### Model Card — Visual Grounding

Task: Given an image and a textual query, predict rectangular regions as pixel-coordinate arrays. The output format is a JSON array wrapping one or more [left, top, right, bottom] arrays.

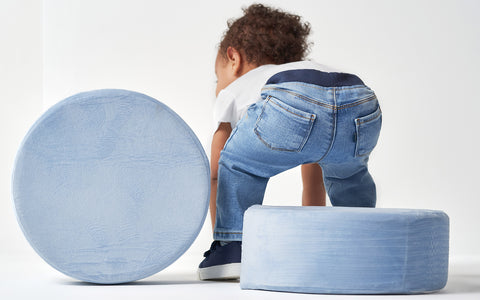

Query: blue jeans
[[213, 70, 382, 241]]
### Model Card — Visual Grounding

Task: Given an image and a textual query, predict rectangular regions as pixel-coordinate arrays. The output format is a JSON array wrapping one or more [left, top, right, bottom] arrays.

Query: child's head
[[215, 4, 311, 96]]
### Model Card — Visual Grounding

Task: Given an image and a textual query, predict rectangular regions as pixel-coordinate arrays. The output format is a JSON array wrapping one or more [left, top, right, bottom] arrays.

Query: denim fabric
[[214, 70, 382, 241]]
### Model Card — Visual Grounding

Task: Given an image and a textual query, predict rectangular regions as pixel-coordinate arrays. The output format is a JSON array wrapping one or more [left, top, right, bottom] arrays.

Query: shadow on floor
[[439, 274, 480, 294], [57, 273, 480, 295], [56, 273, 240, 286]]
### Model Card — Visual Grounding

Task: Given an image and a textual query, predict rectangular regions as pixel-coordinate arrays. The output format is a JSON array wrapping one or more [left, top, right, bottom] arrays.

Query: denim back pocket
[[254, 96, 316, 152], [355, 105, 382, 157]]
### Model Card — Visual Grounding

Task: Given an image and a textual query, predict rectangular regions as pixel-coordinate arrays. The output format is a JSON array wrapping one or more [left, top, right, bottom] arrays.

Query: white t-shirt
[[213, 60, 338, 131]]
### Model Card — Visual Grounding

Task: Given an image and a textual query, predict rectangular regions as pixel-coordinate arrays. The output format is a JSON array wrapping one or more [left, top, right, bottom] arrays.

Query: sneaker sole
[[198, 263, 241, 280]]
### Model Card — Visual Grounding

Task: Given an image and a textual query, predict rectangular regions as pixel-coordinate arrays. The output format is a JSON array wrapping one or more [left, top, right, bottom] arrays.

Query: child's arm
[[301, 163, 326, 206], [209, 122, 232, 230]]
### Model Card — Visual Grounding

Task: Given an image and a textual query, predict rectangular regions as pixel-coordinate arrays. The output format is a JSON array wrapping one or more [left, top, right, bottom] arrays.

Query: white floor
[[2, 255, 480, 300]]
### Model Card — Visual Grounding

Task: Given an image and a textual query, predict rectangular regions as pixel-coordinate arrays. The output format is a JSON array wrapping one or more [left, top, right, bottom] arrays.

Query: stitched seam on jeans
[[298, 116, 315, 151], [262, 87, 376, 110], [294, 92, 332, 109], [283, 82, 367, 92], [262, 87, 334, 109], [356, 107, 382, 125], [269, 98, 315, 120], [254, 97, 269, 131], [214, 232, 243, 235], [317, 87, 337, 162], [337, 95, 377, 110], [254, 96, 306, 152]]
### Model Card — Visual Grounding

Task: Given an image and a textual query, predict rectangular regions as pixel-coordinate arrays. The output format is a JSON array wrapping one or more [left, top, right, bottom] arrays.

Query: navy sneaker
[[198, 241, 242, 280]]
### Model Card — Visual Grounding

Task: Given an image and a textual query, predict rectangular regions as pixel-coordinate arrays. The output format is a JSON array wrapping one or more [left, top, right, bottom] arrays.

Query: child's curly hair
[[219, 4, 312, 65]]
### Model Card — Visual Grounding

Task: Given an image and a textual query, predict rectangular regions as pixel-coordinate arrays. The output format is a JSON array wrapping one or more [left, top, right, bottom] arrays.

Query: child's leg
[[301, 163, 326, 206], [320, 159, 376, 207], [213, 99, 317, 241], [213, 154, 269, 241]]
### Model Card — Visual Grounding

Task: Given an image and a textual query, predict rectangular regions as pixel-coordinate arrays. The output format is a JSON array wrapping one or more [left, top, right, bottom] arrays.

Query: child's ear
[[226, 47, 242, 76]]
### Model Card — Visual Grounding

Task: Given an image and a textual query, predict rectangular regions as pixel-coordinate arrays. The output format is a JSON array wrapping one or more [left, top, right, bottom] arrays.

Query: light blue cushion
[[241, 205, 449, 294], [12, 89, 210, 284]]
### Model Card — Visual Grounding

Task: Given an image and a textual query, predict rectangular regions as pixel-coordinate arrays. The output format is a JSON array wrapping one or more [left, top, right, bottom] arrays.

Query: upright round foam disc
[[12, 89, 210, 284], [241, 205, 449, 294]]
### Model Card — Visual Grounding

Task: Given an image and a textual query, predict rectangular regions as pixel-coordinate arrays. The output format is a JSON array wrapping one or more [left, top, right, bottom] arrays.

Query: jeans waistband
[[261, 69, 375, 108], [261, 83, 376, 109], [265, 69, 364, 87]]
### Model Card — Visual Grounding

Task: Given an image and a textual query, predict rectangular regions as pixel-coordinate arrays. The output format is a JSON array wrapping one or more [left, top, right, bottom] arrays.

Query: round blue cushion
[[241, 205, 449, 294], [12, 89, 210, 284]]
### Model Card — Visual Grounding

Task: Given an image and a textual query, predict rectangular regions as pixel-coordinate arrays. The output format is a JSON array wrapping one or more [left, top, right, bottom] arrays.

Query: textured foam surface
[[12, 89, 210, 284], [241, 205, 449, 294]]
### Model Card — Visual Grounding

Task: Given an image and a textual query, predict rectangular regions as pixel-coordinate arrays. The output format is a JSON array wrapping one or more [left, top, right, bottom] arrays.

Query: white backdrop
[[2, 0, 480, 275], [1, 0, 43, 263]]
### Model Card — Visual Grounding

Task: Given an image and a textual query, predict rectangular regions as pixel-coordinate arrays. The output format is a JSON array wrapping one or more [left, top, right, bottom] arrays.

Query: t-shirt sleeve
[[213, 89, 236, 131]]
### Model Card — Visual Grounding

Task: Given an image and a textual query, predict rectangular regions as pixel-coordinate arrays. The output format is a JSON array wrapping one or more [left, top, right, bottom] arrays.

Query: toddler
[[199, 4, 382, 280]]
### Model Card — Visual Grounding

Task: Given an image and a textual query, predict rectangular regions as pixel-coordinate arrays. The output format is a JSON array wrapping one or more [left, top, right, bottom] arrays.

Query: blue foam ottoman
[[241, 205, 449, 294], [12, 89, 210, 284]]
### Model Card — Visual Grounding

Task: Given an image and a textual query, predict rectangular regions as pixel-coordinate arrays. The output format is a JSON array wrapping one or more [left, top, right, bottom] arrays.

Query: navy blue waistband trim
[[265, 69, 364, 87]]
